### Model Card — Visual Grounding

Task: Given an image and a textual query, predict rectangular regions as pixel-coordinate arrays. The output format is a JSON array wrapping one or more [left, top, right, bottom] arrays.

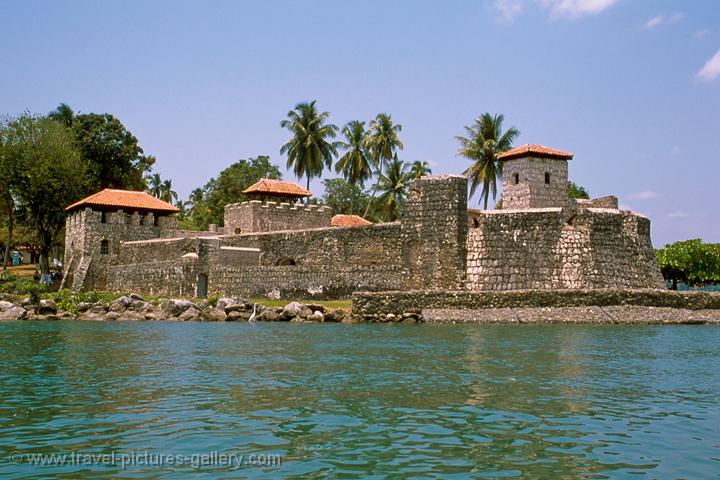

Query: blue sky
[[2, 0, 718, 246]]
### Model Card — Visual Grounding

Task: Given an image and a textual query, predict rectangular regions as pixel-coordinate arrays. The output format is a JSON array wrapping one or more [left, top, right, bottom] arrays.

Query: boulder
[[37, 299, 57, 315], [306, 303, 326, 314], [169, 299, 198, 316], [129, 293, 144, 301], [323, 309, 346, 323], [117, 311, 145, 321], [0, 305, 26, 320], [227, 310, 250, 321], [76, 302, 93, 312], [307, 311, 324, 322], [0, 301, 16, 311], [258, 307, 284, 322], [202, 307, 227, 322], [217, 297, 241, 310], [178, 307, 201, 321], [109, 296, 133, 312]]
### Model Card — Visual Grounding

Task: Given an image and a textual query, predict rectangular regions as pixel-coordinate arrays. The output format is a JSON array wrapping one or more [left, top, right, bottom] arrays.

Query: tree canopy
[[186, 156, 282, 229], [568, 181, 589, 199], [322, 178, 370, 216], [656, 239, 720, 289]]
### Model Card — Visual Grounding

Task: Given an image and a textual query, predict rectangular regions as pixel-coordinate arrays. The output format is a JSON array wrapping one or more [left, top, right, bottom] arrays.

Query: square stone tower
[[499, 144, 573, 209]]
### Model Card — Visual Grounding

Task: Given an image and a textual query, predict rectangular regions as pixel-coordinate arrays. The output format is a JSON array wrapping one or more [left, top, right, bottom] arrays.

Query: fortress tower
[[499, 144, 573, 209]]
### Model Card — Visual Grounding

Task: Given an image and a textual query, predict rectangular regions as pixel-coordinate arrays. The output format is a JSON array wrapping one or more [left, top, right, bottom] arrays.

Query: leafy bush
[[0, 272, 48, 300], [656, 239, 720, 289], [206, 292, 221, 307]]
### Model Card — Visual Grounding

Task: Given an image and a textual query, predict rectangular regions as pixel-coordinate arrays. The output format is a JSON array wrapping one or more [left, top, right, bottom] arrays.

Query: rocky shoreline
[[0, 295, 355, 323]]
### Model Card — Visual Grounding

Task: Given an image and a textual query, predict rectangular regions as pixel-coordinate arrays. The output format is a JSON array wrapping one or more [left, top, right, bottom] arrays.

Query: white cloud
[[493, 0, 523, 23], [694, 29, 710, 40], [626, 190, 659, 200], [697, 49, 720, 81], [669, 12, 685, 24], [643, 15, 663, 30], [667, 211, 702, 219], [670, 145, 681, 156], [539, 0, 620, 19]]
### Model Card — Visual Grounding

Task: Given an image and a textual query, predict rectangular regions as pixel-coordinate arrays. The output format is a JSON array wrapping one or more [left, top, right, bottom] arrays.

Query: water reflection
[[0, 321, 718, 478]]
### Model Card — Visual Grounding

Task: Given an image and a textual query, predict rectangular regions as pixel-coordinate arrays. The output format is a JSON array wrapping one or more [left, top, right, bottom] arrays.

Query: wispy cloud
[[697, 49, 720, 81], [667, 211, 702, 219], [643, 12, 684, 30], [491, 0, 619, 22], [626, 190, 659, 201], [539, 0, 620, 19], [493, 0, 523, 23], [643, 15, 663, 30], [694, 29, 710, 40]]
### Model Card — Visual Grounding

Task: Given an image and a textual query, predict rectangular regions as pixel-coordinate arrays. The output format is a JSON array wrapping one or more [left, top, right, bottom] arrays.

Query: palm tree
[[456, 113, 519, 210], [335, 120, 372, 187], [175, 200, 189, 220], [374, 155, 410, 221], [146, 173, 163, 198], [189, 187, 204, 207], [409, 160, 431, 179], [159, 179, 178, 204], [364, 113, 403, 217], [280, 101, 338, 197], [48, 103, 75, 128]]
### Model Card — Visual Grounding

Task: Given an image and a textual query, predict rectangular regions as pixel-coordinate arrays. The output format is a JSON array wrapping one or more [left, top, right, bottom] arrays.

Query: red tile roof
[[331, 214, 372, 227], [66, 188, 179, 213], [242, 178, 311, 197], [498, 144, 573, 161]]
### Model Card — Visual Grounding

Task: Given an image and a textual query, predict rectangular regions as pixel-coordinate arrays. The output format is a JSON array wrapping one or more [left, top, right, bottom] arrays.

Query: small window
[[100, 240, 110, 255], [153, 216, 159, 227], [100, 212, 107, 224], [545, 173, 551, 184], [276, 258, 296, 266], [234, 227, 242, 234], [513, 173, 519, 185]]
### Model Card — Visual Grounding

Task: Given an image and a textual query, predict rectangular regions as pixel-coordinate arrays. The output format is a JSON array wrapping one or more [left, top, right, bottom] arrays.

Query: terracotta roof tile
[[331, 214, 372, 227], [498, 144, 573, 161], [242, 178, 311, 197], [66, 189, 179, 213]]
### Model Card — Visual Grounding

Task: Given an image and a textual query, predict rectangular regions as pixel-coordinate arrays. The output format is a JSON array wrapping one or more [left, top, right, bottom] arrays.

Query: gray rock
[[258, 307, 284, 322], [227, 310, 250, 321], [109, 296, 133, 312], [308, 311, 324, 322], [129, 293, 144, 301], [0, 306, 26, 320], [170, 299, 198, 316], [282, 301, 305, 317], [38, 299, 57, 315], [0, 301, 16, 311], [178, 307, 201, 321], [217, 297, 241, 309], [202, 307, 227, 322], [118, 311, 146, 321], [76, 302, 93, 312]]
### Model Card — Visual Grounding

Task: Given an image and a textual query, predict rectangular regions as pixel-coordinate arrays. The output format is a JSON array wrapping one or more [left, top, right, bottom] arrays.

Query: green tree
[[364, 113, 403, 217], [335, 121, 372, 187], [0, 118, 20, 269], [71, 112, 155, 191], [146, 173, 163, 197], [456, 113, 519, 210], [159, 179, 178, 204], [175, 200, 189, 221], [191, 156, 282, 229], [568, 181, 589, 199], [374, 155, 410, 221], [656, 239, 720, 289], [322, 178, 371, 216], [409, 160, 431, 179], [48, 103, 75, 128], [280, 101, 338, 196], [4, 114, 87, 277]]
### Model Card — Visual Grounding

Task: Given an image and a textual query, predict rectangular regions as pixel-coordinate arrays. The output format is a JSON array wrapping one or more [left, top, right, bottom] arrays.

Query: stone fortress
[[62, 144, 665, 299]]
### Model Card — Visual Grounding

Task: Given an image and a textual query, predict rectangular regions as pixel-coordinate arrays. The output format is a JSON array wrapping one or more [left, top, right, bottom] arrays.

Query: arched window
[[276, 258, 296, 266], [513, 173, 519, 185], [545, 172, 551, 184], [100, 240, 110, 255]]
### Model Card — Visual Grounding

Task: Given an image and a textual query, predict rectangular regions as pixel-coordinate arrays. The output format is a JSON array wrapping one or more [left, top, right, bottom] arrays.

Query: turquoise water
[[0, 321, 719, 479]]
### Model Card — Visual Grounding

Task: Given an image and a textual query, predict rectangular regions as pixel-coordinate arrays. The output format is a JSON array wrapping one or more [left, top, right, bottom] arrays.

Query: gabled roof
[[242, 178, 311, 198], [498, 144, 573, 161], [331, 214, 372, 227], [65, 188, 179, 213]]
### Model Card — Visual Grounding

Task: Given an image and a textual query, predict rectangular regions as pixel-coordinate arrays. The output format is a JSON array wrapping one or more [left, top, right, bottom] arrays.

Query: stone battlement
[[224, 200, 332, 235]]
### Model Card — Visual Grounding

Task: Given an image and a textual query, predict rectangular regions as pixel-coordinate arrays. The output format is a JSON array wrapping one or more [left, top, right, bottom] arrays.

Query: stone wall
[[224, 200, 332, 234], [466, 207, 665, 291], [352, 289, 720, 316], [401, 175, 468, 290], [501, 157, 569, 209]]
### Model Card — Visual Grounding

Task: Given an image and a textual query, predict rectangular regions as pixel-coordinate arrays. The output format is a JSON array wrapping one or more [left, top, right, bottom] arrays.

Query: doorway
[[197, 273, 208, 298]]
